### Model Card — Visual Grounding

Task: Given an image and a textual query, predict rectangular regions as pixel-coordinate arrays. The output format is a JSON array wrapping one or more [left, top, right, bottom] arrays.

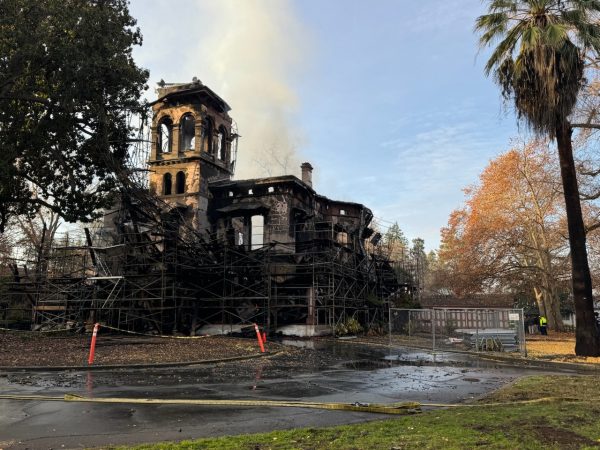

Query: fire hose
[[0, 393, 591, 415]]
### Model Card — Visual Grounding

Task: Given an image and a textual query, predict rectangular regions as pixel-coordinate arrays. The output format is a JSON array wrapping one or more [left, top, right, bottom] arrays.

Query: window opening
[[251, 215, 264, 249], [231, 217, 245, 247], [180, 114, 195, 151], [216, 129, 223, 160], [175, 171, 185, 194], [340, 209, 346, 216], [203, 118, 213, 154], [217, 126, 228, 161], [337, 231, 349, 245], [158, 118, 172, 153], [163, 173, 172, 195]]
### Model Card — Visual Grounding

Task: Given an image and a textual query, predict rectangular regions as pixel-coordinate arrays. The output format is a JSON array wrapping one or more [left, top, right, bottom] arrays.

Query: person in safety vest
[[539, 315, 548, 336]]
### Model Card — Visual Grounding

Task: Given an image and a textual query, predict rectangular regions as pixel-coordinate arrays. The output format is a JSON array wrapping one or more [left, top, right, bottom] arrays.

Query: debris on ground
[[0, 332, 279, 367]]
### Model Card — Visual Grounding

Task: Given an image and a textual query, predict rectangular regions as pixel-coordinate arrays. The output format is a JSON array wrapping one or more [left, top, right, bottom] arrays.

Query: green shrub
[[335, 317, 364, 336]]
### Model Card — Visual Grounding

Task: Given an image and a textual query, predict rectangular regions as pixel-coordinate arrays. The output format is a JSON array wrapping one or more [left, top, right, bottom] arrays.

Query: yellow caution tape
[[0, 327, 70, 333], [99, 324, 212, 339], [0, 324, 227, 340]]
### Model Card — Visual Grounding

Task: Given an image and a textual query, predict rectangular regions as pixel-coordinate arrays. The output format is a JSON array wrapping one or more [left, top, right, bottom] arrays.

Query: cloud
[[401, 0, 481, 34], [361, 109, 512, 249], [383, 123, 495, 194]]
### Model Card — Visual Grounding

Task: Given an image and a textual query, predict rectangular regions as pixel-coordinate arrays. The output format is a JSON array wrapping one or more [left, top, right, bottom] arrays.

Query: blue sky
[[129, 0, 518, 250]]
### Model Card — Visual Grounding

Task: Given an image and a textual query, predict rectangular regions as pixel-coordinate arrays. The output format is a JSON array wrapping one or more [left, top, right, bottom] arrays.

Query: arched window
[[163, 173, 172, 195], [157, 117, 173, 153], [180, 114, 196, 151], [175, 171, 185, 194], [217, 126, 228, 161], [202, 117, 214, 154]]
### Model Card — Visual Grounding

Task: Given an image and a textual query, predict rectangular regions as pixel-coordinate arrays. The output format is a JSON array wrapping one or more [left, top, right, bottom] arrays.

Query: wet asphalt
[[0, 341, 564, 449]]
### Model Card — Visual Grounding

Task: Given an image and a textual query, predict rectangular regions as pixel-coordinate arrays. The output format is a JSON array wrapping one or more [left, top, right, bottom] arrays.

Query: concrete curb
[[0, 351, 276, 372]]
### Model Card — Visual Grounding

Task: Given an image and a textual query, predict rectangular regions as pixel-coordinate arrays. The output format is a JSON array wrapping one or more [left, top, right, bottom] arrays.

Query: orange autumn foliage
[[439, 140, 568, 329]]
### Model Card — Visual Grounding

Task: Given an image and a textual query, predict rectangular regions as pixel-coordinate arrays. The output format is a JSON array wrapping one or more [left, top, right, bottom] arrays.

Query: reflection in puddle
[[342, 360, 394, 370], [251, 365, 264, 390], [278, 338, 509, 371], [382, 351, 505, 369], [86, 371, 93, 397]]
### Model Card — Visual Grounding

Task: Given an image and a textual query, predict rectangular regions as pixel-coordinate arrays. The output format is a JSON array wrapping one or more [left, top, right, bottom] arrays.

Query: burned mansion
[[2, 80, 406, 336]]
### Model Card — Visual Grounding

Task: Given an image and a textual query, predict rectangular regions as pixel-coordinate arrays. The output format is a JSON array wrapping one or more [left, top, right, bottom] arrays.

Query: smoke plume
[[186, 0, 309, 179]]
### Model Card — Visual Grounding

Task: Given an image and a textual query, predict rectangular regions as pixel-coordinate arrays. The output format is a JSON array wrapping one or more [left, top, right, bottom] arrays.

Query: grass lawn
[[113, 375, 600, 450]]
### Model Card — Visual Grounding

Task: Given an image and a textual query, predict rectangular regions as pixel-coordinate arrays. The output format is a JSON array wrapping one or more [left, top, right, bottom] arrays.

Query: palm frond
[[521, 25, 543, 51], [575, 22, 600, 51], [478, 0, 589, 133], [475, 12, 510, 45], [484, 21, 528, 75], [544, 23, 568, 46], [488, 0, 520, 13]]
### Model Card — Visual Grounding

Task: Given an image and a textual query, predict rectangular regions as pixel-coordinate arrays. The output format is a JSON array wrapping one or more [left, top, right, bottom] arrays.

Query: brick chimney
[[301, 162, 313, 188]]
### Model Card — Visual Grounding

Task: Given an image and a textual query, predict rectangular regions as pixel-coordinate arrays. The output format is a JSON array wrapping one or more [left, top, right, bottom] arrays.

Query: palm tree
[[476, 0, 600, 355]]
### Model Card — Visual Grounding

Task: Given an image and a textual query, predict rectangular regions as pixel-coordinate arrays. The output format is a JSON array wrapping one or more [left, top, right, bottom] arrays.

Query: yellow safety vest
[[539, 316, 547, 326]]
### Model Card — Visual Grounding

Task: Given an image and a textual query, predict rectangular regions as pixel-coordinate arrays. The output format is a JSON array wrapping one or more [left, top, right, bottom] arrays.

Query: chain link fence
[[389, 307, 527, 354]]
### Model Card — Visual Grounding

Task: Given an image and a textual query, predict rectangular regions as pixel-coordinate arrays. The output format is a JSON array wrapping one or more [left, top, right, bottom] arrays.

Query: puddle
[[341, 356, 494, 370], [342, 360, 394, 370], [381, 350, 508, 369], [277, 338, 512, 371]]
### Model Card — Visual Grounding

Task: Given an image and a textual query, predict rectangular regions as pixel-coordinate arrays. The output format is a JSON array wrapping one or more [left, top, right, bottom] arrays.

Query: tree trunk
[[555, 121, 599, 356], [542, 250, 564, 332], [534, 286, 547, 318], [545, 289, 564, 332]]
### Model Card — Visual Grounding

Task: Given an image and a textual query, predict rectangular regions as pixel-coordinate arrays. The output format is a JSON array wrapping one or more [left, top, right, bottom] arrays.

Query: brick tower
[[148, 78, 237, 231]]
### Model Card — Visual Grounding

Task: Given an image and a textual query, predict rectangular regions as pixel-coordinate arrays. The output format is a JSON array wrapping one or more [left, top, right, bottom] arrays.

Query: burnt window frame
[[179, 113, 196, 152], [157, 116, 173, 154], [217, 125, 228, 161], [202, 117, 214, 154]]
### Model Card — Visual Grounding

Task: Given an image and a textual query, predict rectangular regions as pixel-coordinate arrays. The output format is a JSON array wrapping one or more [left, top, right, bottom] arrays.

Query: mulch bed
[[0, 332, 278, 367]]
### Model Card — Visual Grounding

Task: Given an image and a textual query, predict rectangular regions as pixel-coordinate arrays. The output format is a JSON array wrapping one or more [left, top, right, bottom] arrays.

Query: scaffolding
[[0, 185, 413, 334], [0, 106, 416, 334]]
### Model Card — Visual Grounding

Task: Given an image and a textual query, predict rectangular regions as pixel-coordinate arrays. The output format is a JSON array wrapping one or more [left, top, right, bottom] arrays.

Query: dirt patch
[[0, 332, 282, 367], [529, 425, 599, 449], [471, 424, 495, 434]]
